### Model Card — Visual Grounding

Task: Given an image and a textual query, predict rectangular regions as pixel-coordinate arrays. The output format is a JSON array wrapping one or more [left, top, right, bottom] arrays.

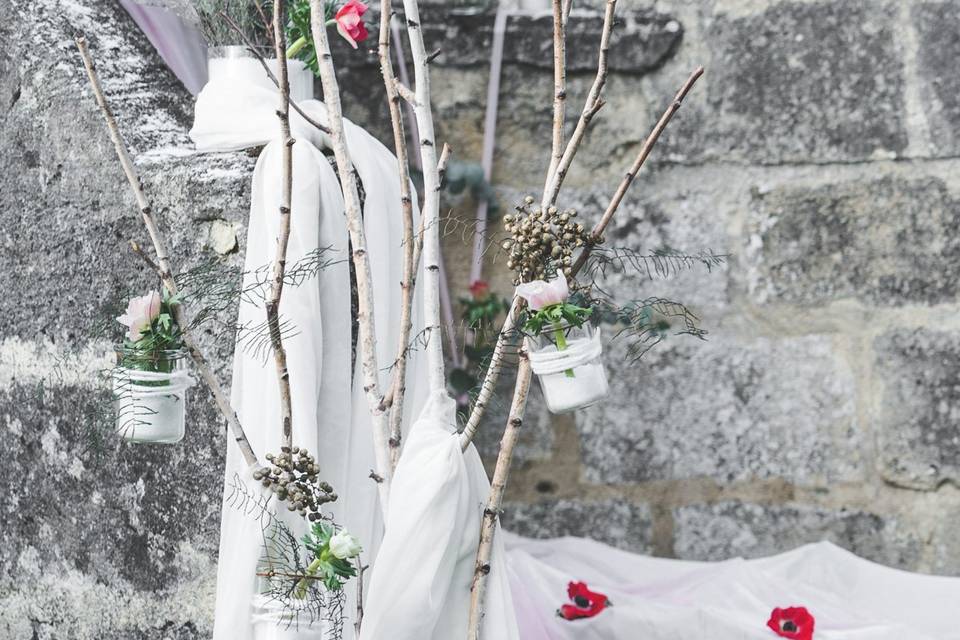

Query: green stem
[[285, 20, 339, 58], [286, 35, 308, 58], [295, 557, 323, 599], [552, 322, 575, 378]]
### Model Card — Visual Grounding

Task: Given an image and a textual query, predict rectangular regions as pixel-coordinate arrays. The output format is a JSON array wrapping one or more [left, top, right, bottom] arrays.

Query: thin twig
[[265, 0, 296, 450], [401, 0, 447, 394], [466, 352, 532, 640], [571, 66, 705, 274], [309, 1, 393, 513], [354, 559, 367, 637], [76, 36, 259, 467], [377, 0, 417, 471]]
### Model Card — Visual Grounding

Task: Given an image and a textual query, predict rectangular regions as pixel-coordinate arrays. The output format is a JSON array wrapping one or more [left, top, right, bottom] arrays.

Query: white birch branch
[[466, 353, 532, 639], [266, 0, 296, 451], [308, 2, 393, 512], [400, 0, 447, 394], [76, 36, 259, 468]]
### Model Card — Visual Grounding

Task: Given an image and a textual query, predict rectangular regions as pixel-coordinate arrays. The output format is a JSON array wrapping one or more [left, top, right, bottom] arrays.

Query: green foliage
[[284, 0, 335, 75], [119, 288, 184, 375], [443, 160, 499, 217], [300, 522, 358, 591], [521, 301, 592, 336]]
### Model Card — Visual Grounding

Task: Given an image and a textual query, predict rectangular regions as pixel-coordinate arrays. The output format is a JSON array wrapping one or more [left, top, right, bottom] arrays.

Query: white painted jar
[[526, 324, 609, 413], [113, 348, 193, 444], [207, 45, 314, 101]]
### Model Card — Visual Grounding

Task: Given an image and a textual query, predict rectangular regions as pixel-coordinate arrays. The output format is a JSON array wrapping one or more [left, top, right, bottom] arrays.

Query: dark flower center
[[574, 595, 592, 608], [781, 620, 798, 632]]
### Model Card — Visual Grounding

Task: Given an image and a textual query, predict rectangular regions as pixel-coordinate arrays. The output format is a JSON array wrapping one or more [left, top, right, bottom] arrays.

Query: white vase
[[208, 45, 315, 101], [113, 348, 193, 444], [526, 323, 609, 413], [250, 593, 330, 640]]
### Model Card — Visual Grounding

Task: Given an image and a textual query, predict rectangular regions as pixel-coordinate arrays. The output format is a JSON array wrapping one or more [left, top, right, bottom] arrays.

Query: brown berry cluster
[[502, 196, 588, 284], [253, 446, 337, 521]]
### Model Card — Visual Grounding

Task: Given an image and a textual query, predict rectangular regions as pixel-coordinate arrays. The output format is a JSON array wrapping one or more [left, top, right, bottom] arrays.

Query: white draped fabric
[[190, 58, 428, 638]]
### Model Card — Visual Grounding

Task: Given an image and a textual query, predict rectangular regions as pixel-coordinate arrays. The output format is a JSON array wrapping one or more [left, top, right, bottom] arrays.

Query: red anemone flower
[[557, 581, 611, 620], [767, 606, 815, 640]]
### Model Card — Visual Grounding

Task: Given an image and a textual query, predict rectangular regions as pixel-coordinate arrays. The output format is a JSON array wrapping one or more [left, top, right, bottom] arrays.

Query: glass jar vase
[[526, 323, 609, 413], [207, 45, 315, 101], [113, 347, 193, 444]]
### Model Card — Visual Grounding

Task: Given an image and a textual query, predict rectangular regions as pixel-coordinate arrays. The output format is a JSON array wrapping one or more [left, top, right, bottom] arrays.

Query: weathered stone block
[[745, 175, 960, 306], [676, 1, 908, 164], [873, 328, 960, 490], [673, 501, 923, 571], [501, 498, 653, 553], [578, 333, 863, 485], [0, 381, 222, 639], [913, 2, 960, 157]]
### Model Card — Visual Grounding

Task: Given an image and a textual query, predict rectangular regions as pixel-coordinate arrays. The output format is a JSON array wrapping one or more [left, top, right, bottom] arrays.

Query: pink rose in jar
[[116, 291, 162, 343], [515, 273, 569, 310]]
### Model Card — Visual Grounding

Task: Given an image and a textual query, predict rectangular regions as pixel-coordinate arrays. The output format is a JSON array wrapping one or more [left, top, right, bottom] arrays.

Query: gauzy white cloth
[[360, 392, 519, 640], [190, 60, 427, 639], [505, 534, 960, 640]]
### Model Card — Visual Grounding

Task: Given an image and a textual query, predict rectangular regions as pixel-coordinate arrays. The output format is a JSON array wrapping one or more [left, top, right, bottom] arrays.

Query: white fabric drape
[[359, 392, 519, 640], [191, 65, 427, 639]]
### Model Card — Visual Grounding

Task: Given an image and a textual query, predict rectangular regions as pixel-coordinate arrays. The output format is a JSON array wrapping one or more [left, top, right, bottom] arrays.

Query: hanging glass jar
[[526, 323, 609, 413], [113, 347, 193, 444]]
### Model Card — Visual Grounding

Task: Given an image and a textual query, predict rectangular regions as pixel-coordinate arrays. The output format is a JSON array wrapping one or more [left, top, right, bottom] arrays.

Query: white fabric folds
[[191, 62, 426, 639], [360, 392, 519, 640]]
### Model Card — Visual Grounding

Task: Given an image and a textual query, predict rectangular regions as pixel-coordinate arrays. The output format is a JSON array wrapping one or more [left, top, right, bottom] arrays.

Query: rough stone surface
[[673, 501, 924, 571], [745, 175, 960, 307], [501, 499, 653, 553], [700, 1, 908, 164], [577, 333, 862, 485], [913, 2, 960, 157], [874, 328, 960, 490]]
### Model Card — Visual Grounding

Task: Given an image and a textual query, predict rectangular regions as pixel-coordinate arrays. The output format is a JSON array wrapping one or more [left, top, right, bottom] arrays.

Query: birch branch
[[542, 0, 566, 202], [466, 353, 532, 640], [461, 68, 703, 451], [543, 0, 616, 206], [377, 0, 417, 471], [400, 0, 447, 394], [76, 36, 259, 468], [265, 1, 295, 451], [308, 2, 392, 511], [464, 64, 704, 637], [571, 65, 705, 274]]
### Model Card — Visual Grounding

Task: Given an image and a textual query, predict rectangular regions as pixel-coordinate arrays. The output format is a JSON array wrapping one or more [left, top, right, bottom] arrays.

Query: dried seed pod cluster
[[501, 195, 589, 284], [253, 446, 337, 521]]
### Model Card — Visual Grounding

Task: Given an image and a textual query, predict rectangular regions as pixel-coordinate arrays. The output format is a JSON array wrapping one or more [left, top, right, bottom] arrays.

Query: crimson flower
[[334, 0, 369, 48], [767, 606, 815, 640], [557, 581, 611, 620], [469, 280, 490, 300]]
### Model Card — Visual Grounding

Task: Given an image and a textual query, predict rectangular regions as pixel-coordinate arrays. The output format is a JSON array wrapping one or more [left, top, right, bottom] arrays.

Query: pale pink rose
[[116, 291, 162, 342], [515, 273, 569, 310]]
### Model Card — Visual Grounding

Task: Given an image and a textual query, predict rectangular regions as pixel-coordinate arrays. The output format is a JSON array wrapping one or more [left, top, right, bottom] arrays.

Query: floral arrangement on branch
[[286, 0, 370, 73], [116, 289, 183, 368]]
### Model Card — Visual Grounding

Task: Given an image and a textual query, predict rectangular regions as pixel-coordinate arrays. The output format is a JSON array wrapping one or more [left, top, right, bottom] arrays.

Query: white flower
[[328, 530, 362, 559], [515, 272, 569, 310]]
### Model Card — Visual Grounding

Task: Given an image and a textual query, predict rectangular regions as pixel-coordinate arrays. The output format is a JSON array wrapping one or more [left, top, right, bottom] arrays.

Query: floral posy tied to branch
[[286, 0, 370, 71]]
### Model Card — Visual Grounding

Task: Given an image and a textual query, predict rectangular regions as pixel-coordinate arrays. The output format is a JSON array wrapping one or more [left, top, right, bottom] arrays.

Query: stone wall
[[3, 0, 960, 638]]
